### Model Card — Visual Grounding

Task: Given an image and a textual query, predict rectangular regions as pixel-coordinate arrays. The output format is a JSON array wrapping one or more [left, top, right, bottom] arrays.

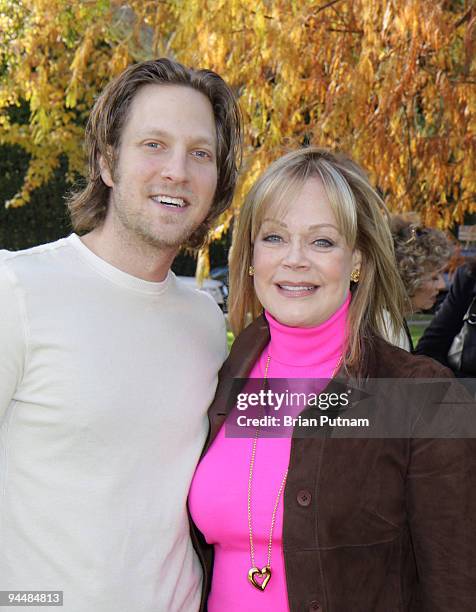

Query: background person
[[416, 259, 476, 374], [0, 58, 241, 612], [385, 215, 452, 351], [189, 147, 475, 611]]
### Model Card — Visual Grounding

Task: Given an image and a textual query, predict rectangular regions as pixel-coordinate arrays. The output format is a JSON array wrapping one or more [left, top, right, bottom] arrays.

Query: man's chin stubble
[[135, 223, 199, 251]]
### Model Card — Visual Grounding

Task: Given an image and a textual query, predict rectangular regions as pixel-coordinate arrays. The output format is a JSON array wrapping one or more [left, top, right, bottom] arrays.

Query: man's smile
[[150, 194, 189, 209]]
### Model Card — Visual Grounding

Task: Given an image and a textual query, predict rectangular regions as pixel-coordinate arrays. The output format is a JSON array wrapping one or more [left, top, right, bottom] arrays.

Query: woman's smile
[[275, 282, 319, 298]]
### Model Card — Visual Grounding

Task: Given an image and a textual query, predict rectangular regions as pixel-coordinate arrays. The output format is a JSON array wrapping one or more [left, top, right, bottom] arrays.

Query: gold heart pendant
[[248, 566, 272, 590]]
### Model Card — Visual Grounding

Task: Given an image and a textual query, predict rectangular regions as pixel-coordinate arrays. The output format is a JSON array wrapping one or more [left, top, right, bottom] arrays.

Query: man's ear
[[99, 154, 114, 188]]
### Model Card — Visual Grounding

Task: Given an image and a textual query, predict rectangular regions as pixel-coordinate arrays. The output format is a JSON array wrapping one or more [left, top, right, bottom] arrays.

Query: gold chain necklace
[[247, 354, 285, 591], [247, 353, 343, 591]]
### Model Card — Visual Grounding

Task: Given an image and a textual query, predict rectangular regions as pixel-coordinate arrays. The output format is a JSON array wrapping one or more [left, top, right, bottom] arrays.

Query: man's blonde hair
[[67, 58, 242, 249]]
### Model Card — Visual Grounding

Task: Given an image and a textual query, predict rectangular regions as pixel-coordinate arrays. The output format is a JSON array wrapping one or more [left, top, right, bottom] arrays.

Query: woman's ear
[[352, 248, 362, 273]]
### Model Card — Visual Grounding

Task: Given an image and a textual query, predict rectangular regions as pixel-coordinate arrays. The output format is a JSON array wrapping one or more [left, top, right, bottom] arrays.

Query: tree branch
[[249, 10, 274, 20], [315, 0, 345, 15], [327, 28, 363, 34], [402, 106, 415, 190], [455, 8, 473, 29]]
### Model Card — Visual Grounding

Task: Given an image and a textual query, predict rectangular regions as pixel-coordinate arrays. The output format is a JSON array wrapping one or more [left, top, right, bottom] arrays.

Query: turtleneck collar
[[264, 293, 350, 367]]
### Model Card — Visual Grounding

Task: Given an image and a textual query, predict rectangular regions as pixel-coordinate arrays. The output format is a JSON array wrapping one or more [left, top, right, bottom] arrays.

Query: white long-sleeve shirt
[[0, 234, 227, 612]]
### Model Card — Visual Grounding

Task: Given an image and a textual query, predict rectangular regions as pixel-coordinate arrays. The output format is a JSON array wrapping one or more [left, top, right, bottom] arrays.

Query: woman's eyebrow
[[262, 219, 339, 232], [308, 224, 339, 231], [261, 218, 287, 227]]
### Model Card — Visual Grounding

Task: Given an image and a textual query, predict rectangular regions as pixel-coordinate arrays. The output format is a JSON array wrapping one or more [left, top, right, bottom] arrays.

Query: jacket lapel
[[203, 314, 270, 455], [203, 314, 382, 457]]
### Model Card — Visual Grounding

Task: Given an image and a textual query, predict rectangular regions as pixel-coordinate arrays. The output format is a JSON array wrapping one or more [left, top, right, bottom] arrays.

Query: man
[[0, 58, 241, 611]]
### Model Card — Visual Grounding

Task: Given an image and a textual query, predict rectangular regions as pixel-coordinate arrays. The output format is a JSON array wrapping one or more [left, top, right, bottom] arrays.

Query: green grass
[[409, 324, 426, 349]]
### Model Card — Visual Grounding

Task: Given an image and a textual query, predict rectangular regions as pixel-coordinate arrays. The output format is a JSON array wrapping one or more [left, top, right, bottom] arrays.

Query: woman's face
[[252, 177, 361, 328], [411, 269, 446, 312]]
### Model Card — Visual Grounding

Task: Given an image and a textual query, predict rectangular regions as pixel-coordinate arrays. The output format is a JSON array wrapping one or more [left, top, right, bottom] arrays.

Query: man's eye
[[193, 150, 212, 159], [263, 234, 283, 243], [145, 142, 162, 149]]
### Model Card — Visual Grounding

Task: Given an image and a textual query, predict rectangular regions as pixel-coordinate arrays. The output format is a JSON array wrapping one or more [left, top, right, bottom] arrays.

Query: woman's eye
[[263, 234, 283, 243], [145, 142, 161, 149], [313, 238, 333, 247]]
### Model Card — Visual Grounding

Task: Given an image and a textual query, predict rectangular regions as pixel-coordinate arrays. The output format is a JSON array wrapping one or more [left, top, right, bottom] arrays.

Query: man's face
[[100, 84, 218, 249]]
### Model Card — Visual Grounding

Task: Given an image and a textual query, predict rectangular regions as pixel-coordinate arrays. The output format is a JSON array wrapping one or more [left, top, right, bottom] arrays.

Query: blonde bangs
[[316, 160, 358, 248], [249, 172, 305, 244], [251, 154, 359, 250]]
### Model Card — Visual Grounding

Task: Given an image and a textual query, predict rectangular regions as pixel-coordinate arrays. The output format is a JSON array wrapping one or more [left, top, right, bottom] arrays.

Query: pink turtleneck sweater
[[189, 295, 349, 611]]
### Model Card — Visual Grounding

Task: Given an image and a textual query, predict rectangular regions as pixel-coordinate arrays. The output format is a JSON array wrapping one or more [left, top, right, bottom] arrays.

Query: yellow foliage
[[196, 247, 210, 286], [0, 0, 474, 257]]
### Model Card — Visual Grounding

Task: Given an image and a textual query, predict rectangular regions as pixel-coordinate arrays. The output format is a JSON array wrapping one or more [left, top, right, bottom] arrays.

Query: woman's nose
[[282, 241, 309, 268], [434, 273, 446, 291]]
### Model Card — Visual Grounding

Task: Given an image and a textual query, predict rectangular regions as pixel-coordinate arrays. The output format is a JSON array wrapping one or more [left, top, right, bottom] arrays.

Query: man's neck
[[80, 226, 177, 283]]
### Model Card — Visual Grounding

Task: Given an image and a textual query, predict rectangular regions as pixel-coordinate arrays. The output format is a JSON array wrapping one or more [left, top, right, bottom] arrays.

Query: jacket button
[[297, 489, 312, 507], [309, 601, 321, 611]]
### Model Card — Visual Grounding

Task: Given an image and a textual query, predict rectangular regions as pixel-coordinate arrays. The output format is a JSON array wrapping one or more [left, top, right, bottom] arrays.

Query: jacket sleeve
[[415, 265, 476, 366], [406, 436, 476, 610], [0, 258, 26, 421]]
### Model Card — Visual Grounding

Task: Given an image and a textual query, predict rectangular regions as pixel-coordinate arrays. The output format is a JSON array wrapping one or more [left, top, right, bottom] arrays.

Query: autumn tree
[[0, 0, 475, 267]]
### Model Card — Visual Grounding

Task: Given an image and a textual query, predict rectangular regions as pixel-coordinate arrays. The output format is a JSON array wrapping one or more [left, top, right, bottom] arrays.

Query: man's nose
[[160, 149, 188, 183]]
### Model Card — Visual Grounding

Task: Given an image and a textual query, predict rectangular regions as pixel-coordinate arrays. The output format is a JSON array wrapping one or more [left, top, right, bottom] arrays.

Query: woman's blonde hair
[[228, 146, 407, 375]]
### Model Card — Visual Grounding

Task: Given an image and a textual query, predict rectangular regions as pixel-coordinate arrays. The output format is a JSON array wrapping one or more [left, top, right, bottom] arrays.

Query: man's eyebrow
[[136, 128, 216, 147], [261, 219, 339, 231]]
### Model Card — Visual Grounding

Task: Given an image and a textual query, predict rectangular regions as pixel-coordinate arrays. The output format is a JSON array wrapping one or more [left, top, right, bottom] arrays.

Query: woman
[[386, 216, 452, 351], [416, 259, 476, 374], [189, 147, 475, 611]]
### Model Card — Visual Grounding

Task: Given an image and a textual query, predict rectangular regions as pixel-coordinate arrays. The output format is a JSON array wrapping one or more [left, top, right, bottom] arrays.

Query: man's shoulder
[[0, 240, 75, 336], [173, 275, 224, 316], [171, 276, 227, 358], [452, 263, 476, 297], [0, 236, 73, 271], [0, 238, 77, 314]]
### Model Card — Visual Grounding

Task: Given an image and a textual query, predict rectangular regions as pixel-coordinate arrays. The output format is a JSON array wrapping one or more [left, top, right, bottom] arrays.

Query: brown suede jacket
[[190, 315, 476, 612]]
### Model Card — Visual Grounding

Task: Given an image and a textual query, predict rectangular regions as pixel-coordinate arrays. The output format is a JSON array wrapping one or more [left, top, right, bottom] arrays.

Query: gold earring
[[350, 268, 360, 283], [248, 265, 255, 277]]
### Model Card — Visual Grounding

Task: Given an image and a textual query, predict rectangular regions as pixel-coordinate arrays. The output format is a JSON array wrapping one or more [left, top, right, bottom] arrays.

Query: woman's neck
[[265, 294, 350, 367]]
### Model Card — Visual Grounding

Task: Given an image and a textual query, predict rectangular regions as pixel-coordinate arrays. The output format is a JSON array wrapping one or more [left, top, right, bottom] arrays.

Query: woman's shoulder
[[365, 335, 454, 379]]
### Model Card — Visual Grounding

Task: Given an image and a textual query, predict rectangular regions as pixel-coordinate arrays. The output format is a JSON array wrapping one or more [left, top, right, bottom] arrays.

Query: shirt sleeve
[[220, 312, 229, 361], [0, 258, 27, 421], [406, 437, 476, 609], [404, 356, 476, 609]]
